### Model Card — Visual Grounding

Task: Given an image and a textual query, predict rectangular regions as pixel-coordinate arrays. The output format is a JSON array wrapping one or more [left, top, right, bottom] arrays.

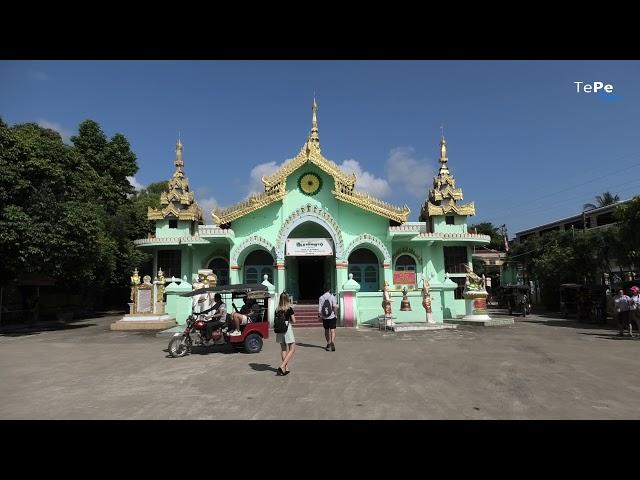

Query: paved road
[[1, 312, 639, 419]]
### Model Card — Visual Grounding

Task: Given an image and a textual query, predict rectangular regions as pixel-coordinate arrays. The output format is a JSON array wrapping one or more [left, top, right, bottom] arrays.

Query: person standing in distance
[[319, 283, 338, 351]]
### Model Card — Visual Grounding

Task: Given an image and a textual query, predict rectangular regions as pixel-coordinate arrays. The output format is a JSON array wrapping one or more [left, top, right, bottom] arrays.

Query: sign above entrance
[[286, 238, 333, 256]]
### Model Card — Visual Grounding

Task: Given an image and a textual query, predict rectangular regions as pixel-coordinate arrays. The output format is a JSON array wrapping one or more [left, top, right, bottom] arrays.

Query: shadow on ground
[[249, 363, 278, 373], [0, 322, 96, 337], [163, 343, 238, 358], [579, 332, 640, 341], [296, 342, 327, 350], [518, 318, 614, 330]]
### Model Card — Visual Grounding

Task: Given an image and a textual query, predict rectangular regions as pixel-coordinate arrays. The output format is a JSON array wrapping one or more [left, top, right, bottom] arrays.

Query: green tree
[[615, 195, 640, 269], [504, 227, 623, 310], [469, 222, 507, 251], [583, 191, 620, 211], [0, 117, 150, 311], [71, 120, 138, 215]]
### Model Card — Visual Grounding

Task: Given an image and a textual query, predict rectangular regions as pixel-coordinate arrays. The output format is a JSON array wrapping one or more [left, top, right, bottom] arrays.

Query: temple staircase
[[291, 302, 323, 328]]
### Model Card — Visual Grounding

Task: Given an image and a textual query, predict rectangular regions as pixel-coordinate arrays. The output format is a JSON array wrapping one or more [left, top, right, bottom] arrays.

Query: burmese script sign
[[393, 271, 416, 285], [136, 289, 152, 313], [286, 238, 333, 256]]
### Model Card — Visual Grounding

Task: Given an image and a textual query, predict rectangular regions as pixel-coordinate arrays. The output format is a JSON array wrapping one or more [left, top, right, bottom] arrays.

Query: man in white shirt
[[614, 289, 632, 337], [318, 284, 338, 352]]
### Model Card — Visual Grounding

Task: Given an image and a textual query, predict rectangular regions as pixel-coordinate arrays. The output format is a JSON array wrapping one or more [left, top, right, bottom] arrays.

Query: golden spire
[[148, 138, 202, 223], [438, 129, 449, 175], [174, 136, 184, 176], [418, 132, 475, 221], [309, 96, 320, 150]]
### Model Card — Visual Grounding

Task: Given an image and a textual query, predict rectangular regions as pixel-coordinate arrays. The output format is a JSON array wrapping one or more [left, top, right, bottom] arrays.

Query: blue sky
[[1, 60, 639, 236]]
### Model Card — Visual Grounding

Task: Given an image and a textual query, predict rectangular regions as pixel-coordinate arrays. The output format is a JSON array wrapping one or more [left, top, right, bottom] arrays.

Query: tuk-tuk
[[168, 283, 271, 357], [500, 285, 531, 316]]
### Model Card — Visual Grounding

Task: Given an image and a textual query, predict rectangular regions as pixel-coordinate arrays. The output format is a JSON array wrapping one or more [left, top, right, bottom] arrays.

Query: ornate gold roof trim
[[261, 146, 356, 189], [426, 201, 475, 217], [213, 99, 408, 225], [334, 188, 410, 223], [212, 182, 286, 225], [148, 203, 202, 222], [161, 191, 194, 205], [431, 186, 463, 202]]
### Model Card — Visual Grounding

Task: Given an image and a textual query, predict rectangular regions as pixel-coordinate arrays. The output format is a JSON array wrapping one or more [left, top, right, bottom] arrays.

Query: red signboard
[[393, 271, 416, 285]]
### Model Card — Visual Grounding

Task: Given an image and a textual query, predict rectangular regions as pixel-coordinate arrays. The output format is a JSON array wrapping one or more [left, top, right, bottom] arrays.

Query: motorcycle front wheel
[[168, 335, 191, 358]]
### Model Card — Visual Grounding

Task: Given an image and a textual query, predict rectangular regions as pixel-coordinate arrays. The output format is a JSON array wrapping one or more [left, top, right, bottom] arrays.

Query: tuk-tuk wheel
[[244, 333, 263, 354], [168, 335, 191, 358]]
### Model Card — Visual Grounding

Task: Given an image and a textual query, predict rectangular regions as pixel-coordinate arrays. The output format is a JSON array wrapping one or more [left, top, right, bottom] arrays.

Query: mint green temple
[[134, 100, 489, 326]]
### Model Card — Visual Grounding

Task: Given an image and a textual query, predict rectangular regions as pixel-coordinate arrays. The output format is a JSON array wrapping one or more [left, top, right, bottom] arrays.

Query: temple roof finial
[[309, 95, 320, 150], [439, 128, 447, 162], [175, 135, 184, 172]]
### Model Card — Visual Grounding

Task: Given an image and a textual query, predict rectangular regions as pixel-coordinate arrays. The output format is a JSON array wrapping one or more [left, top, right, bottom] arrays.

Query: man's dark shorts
[[322, 317, 337, 330]]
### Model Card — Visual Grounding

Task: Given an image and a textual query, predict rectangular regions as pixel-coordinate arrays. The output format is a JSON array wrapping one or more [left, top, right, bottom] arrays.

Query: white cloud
[[127, 176, 144, 191], [339, 159, 391, 198], [199, 197, 219, 224], [245, 160, 290, 197], [37, 119, 73, 143], [242, 152, 430, 203], [386, 147, 435, 198]]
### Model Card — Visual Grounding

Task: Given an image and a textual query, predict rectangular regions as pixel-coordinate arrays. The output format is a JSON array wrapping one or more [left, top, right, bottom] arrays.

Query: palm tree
[[583, 191, 620, 211]]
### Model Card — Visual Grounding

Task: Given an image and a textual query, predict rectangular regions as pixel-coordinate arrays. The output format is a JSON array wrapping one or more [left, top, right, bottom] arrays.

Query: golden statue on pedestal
[[130, 268, 140, 302], [382, 281, 392, 317], [422, 278, 432, 313], [157, 268, 166, 301]]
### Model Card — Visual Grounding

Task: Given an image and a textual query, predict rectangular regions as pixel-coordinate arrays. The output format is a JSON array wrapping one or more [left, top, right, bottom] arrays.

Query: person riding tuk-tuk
[[168, 283, 271, 357]]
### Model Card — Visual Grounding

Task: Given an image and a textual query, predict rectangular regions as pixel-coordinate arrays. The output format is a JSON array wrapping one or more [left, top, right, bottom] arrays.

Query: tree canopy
[[0, 118, 158, 308], [469, 222, 507, 251]]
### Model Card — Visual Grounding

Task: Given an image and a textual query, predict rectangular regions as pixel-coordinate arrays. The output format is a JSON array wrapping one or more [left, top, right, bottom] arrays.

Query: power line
[[477, 178, 640, 229], [479, 153, 640, 221]]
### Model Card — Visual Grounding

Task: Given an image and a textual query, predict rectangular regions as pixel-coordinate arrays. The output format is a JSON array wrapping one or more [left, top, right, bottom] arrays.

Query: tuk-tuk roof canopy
[[181, 283, 268, 298]]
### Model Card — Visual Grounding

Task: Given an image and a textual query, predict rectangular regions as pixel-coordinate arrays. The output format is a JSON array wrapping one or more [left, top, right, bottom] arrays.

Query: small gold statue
[[205, 273, 218, 288], [464, 264, 485, 291], [130, 268, 140, 302], [422, 278, 432, 313], [157, 268, 166, 302], [382, 281, 392, 317]]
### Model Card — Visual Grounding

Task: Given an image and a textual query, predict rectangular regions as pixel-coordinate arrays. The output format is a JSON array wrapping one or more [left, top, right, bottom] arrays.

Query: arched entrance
[[285, 221, 336, 302], [348, 248, 380, 292], [206, 257, 230, 286], [244, 250, 274, 284]]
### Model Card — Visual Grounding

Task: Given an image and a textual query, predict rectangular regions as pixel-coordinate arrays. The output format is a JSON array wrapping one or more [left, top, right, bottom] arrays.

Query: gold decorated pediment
[[426, 201, 475, 217], [431, 186, 463, 202], [212, 182, 286, 225], [148, 202, 203, 222], [333, 189, 410, 223], [261, 144, 356, 190]]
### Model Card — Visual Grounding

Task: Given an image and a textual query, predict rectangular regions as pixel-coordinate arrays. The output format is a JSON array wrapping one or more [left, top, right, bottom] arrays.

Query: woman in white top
[[614, 289, 632, 336], [275, 292, 296, 376]]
